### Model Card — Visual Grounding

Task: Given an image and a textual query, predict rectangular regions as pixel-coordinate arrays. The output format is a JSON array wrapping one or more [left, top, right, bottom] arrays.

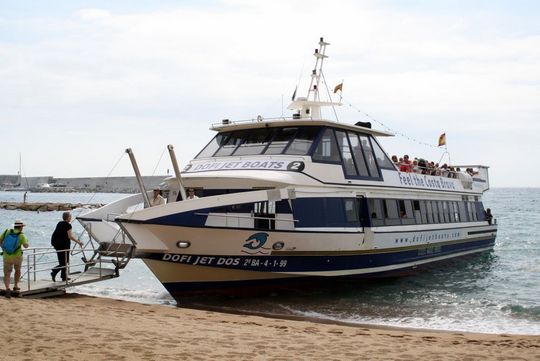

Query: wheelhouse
[[195, 124, 396, 181]]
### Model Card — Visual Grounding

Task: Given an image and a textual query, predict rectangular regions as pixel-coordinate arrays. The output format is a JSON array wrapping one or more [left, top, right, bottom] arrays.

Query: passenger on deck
[[412, 160, 419, 173], [441, 164, 449, 177], [51, 212, 83, 282], [391, 155, 399, 167], [1, 219, 29, 298], [150, 188, 166, 207], [434, 163, 441, 176], [186, 188, 199, 200], [485, 208, 493, 225], [418, 159, 427, 174], [400, 155, 412, 172]]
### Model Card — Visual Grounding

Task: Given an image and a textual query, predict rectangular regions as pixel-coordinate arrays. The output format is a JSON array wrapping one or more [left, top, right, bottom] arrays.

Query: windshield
[[195, 126, 321, 158]]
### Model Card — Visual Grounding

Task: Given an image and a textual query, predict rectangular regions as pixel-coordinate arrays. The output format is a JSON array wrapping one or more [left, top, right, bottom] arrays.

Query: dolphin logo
[[243, 232, 269, 250]]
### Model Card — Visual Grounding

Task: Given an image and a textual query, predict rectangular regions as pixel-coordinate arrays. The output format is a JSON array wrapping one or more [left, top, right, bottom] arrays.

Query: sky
[[1, 0, 539, 187]]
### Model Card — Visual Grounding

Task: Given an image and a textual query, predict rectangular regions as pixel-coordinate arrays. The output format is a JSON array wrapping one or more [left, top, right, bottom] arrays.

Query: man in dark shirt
[[50, 212, 83, 282]]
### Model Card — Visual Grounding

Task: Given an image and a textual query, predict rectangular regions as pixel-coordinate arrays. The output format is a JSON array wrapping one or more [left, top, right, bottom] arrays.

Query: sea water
[[0, 189, 538, 335]]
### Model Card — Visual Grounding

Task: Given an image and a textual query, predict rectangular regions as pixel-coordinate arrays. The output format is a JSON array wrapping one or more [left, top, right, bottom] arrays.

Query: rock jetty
[[0, 202, 104, 212]]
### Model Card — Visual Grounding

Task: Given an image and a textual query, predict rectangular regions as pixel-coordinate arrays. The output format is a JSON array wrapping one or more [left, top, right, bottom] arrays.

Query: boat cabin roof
[[211, 118, 394, 138]]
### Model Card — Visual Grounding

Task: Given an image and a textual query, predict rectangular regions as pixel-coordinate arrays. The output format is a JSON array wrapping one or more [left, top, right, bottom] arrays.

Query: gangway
[[0, 230, 135, 298]]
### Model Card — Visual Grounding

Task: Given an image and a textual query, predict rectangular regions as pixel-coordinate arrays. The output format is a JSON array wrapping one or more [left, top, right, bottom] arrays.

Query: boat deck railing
[[211, 116, 298, 129]]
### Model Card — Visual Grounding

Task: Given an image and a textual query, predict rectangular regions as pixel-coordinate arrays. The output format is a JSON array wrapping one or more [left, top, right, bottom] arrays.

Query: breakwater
[[0, 202, 103, 212], [0, 175, 166, 193]]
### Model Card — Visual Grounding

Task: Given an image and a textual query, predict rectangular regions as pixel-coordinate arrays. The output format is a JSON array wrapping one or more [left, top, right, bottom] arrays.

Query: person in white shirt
[[186, 188, 199, 200], [150, 188, 166, 206]]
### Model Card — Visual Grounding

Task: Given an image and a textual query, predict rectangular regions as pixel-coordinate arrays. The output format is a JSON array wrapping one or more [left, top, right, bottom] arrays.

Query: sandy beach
[[0, 294, 538, 361]]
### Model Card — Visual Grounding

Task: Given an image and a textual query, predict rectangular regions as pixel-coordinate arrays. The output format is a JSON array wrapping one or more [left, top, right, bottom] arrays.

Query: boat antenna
[[306, 37, 330, 102]]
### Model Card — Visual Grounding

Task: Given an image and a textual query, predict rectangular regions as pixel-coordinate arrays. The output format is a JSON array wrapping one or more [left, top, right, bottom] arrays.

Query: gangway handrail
[[1, 222, 135, 298], [24, 249, 103, 290]]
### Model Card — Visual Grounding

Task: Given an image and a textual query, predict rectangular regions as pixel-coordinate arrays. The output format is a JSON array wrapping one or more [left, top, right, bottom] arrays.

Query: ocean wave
[[502, 304, 540, 321], [71, 285, 175, 306]]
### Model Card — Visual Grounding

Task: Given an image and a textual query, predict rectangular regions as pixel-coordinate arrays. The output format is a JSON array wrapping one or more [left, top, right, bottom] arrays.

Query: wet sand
[[1, 294, 539, 360]]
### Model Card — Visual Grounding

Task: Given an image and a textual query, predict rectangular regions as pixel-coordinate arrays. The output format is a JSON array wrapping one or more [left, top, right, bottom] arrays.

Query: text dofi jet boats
[[79, 38, 497, 301]]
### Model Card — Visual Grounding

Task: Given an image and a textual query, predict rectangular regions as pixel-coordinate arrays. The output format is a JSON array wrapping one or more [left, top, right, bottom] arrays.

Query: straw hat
[[14, 219, 26, 227]]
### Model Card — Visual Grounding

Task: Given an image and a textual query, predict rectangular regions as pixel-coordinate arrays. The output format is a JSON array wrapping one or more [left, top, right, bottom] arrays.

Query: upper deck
[[180, 119, 491, 195]]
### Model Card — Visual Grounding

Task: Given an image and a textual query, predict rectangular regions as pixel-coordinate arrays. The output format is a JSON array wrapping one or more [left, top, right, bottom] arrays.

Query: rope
[[80, 150, 127, 212], [342, 96, 446, 150], [71, 150, 127, 251], [145, 146, 167, 189], [320, 70, 339, 122]]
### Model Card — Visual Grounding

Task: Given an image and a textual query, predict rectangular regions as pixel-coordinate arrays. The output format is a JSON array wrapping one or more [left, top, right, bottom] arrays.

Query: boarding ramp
[[0, 230, 135, 298]]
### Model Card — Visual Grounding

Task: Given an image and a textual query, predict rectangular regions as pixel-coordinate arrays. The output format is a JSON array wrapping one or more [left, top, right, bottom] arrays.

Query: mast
[[17, 152, 21, 187], [287, 37, 341, 120], [307, 37, 329, 103]]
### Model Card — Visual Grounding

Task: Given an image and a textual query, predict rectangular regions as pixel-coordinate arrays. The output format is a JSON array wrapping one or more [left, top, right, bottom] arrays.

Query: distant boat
[[5, 153, 30, 192]]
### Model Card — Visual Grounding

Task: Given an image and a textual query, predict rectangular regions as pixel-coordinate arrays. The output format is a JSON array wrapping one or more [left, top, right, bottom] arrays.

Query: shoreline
[[178, 301, 535, 336], [2, 293, 537, 360]]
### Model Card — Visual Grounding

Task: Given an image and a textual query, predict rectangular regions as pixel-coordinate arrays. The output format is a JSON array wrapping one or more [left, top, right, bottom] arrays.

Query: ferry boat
[[79, 38, 497, 300]]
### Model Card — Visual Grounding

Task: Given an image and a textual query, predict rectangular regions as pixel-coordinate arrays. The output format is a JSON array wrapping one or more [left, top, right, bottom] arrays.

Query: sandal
[[13, 287, 20, 292]]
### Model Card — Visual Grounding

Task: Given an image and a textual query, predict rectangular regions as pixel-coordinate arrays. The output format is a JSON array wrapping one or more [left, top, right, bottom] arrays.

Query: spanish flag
[[438, 133, 446, 147], [333, 82, 343, 93]]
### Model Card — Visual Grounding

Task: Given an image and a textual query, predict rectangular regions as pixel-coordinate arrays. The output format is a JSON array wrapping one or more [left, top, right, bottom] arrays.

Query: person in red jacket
[[400, 154, 412, 172]]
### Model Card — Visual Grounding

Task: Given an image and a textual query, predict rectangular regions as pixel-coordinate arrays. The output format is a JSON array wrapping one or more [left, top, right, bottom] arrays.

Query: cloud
[[0, 0, 538, 186]]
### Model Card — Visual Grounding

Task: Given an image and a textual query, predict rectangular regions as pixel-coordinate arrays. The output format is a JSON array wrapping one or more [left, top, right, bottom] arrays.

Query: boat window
[[413, 200, 422, 224], [196, 133, 228, 158], [347, 132, 370, 177], [442, 201, 449, 223], [370, 138, 395, 170], [426, 202, 434, 224], [312, 128, 341, 163], [213, 131, 245, 156], [265, 127, 297, 155], [335, 130, 358, 176], [475, 202, 486, 222], [419, 200, 428, 224], [369, 199, 385, 226], [196, 126, 321, 159], [232, 128, 276, 156], [434, 201, 442, 223], [358, 135, 380, 177], [344, 199, 358, 223], [399, 200, 415, 225], [254, 201, 276, 230], [453, 202, 460, 222], [458, 201, 468, 222], [384, 199, 401, 226], [284, 127, 320, 155]]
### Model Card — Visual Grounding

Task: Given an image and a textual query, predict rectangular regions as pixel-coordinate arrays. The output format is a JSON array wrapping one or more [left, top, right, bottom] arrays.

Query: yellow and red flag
[[438, 133, 446, 147]]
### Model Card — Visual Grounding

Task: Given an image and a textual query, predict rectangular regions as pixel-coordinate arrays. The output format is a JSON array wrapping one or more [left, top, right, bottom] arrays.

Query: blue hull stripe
[[144, 237, 495, 274], [161, 244, 493, 297]]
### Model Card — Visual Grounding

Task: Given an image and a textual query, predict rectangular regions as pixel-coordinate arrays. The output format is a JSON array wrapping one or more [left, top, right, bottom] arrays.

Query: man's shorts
[[3, 256, 23, 273]]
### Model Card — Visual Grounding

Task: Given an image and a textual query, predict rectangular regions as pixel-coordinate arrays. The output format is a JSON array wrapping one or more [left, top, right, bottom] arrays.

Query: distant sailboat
[[5, 153, 30, 192]]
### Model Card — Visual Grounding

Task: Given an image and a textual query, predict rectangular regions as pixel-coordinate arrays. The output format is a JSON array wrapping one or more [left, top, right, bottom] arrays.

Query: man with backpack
[[1, 219, 29, 298]]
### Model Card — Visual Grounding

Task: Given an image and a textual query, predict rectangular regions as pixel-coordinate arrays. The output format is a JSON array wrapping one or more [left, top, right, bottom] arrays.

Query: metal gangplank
[[0, 235, 135, 298]]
